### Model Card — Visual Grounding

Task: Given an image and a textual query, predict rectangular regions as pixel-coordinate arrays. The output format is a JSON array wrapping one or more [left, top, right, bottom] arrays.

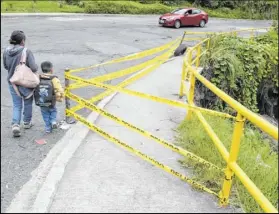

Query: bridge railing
[[179, 27, 278, 213]]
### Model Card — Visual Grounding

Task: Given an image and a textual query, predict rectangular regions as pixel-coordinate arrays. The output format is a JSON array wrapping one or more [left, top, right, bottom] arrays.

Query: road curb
[[31, 92, 118, 213], [5, 91, 117, 213]]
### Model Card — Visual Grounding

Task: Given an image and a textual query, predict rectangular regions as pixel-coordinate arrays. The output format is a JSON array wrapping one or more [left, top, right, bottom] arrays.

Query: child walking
[[34, 61, 64, 133]]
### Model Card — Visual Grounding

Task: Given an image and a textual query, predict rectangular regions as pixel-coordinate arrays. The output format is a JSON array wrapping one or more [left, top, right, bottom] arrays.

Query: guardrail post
[[186, 48, 193, 80], [186, 49, 195, 120], [207, 38, 210, 50], [186, 71, 196, 120], [65, 68, 76, 124], [219, 113, 245, 206]]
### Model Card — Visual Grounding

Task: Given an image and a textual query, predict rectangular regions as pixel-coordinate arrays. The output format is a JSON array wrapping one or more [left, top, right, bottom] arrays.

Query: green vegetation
[[1, 0, 278, 20], [1, 1, 84, 13], [84, 1, 177, 14], [176, 114, 278, 213], [197, 27, 278, 117], [188, 0, 278, 20], [176, 25, 278, 213]]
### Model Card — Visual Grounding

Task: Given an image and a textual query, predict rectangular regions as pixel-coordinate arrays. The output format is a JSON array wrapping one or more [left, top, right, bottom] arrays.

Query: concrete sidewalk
[[47, 57, 232, 213]]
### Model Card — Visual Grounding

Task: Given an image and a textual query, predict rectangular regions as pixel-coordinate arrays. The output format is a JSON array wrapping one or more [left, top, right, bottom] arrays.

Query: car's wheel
[[174, 20, 181, 29], [199, 19, 206, 28]]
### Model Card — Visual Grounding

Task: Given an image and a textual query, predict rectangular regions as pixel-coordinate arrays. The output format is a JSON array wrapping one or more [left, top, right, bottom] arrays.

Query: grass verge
[[176, 114, 278, 213], [1, 1, 84, 13], [1, 1, 277, 20]]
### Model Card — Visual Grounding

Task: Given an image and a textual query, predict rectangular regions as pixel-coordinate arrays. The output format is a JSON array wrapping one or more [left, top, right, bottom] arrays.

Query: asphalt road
[[1, 14, 271, 212]]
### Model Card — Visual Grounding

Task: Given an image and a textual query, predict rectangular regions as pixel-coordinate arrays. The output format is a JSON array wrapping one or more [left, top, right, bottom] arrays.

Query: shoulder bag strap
[[12, 84, 34, 100], [12, 84, 22, 98], [12, 83, 34, 100], [25, 89, 35, 100], [20, 48, 27, 64]]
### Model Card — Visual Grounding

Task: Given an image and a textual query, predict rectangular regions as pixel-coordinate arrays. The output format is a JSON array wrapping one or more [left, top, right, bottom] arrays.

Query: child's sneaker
[[45, 129, 51, 134], [51, 122, 58, 129], [12, 124, 21, 137], [23, 121, 33, 129]]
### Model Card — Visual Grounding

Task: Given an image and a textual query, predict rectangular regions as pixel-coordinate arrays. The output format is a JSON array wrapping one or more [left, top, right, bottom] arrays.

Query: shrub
[[65, 0, 80, 5], [197, 29, 278, 118], [78, 1, 85, 8], [85, 1, 171, 14]]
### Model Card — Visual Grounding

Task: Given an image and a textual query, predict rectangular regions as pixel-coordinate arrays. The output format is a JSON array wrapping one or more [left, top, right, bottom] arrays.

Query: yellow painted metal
[[196, 45, 201, 67], [183, 37, 205, 41], [191, 49, 207, 66], [183, 31, 216, 35], [183, 28, 278, 213], [65, 27, 277, 213], [195, 110, 277, 214], [70, 41, 179, 113], [188, 105, 235, 119], [186, 48, 193, 79], [219, 113, 246, 206], [193, 38, 210, 49], [190, 66, 278, 140], [68, 48, 171, 90], [186, 72, 196, 120], [229, 162, 278, 213], [194, 111, 230, 162], [186, 45, 200, 120], [68, 39, 179, 73]]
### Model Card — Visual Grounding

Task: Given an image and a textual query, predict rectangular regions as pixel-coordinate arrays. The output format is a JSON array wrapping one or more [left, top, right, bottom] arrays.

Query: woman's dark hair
[[9, 30, 26, 45]]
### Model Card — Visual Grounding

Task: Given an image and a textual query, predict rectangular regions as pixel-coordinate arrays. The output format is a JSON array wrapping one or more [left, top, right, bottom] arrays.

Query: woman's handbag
[[10, 48, 40, 99]]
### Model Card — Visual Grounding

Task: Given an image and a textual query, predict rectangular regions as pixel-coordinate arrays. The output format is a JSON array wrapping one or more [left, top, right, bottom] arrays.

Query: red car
[[159, 8, 208, 29]]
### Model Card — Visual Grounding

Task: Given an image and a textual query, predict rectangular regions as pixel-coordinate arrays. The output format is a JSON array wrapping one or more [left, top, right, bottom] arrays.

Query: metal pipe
[[229, 162, 278, 213], [220, 113, 245, 206], [64, 68, 76, 124], [190, 67, 278, 140]]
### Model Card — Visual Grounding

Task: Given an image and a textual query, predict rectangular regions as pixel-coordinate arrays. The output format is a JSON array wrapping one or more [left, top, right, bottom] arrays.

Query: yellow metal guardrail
[[64, 40, 229, 197], [64, 28, 277, 213], [179, 27, 278, 213]]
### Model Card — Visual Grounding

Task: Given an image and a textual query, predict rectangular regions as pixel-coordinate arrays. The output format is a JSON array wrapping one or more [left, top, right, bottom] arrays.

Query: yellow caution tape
[[68, 39, 180, 73], [66, 91, 221, 171], [66, 73, 235, 120], [66, 109, 219, 197], [69, 42, 179, 113], [67, 44, 177, 90]]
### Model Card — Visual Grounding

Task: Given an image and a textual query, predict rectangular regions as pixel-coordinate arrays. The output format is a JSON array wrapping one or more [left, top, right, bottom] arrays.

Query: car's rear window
[[171, 9, 187, 15]]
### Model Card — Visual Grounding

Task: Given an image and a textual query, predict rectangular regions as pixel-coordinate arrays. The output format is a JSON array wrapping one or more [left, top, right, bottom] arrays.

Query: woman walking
[[3, 30, 38, 137]]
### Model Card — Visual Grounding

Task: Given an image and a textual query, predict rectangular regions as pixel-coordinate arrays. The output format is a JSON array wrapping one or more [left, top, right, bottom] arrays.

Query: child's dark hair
[[41, 61, 53, 73]]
